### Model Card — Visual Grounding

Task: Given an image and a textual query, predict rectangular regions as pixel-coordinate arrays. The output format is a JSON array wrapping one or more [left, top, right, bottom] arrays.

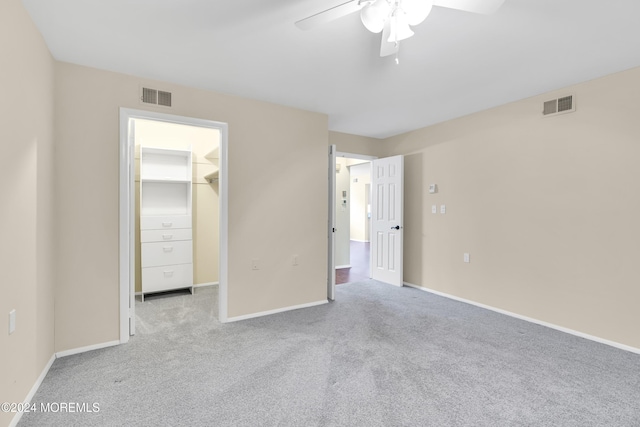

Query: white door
[[371, 155, 404, 287], [328, 145, 336, 300]]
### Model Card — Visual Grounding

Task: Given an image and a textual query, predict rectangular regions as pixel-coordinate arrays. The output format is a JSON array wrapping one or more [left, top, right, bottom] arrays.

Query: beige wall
[[335, 157, 351, 267], [329, 131, 385, 157], [349, 163, 371, 242], [385, 67, 640, 349], [54, 61, 328, 351], [134, 119, 220, 292], [0, 0, 55, 425]]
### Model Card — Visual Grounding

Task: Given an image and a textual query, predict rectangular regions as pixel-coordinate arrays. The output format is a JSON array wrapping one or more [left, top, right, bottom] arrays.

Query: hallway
[[336, 240, 370, 285]]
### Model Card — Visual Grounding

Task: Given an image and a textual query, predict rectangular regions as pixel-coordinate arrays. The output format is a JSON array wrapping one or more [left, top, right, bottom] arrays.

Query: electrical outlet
[[9, 310, 16, 334], [464, 253, 470, 263], [440, 205, 446, 214], [251, 259, 260, 270], [292, 255, 299, 266]]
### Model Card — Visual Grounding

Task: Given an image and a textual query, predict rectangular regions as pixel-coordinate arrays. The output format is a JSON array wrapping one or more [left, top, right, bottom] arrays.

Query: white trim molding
[[404, 282, 640, 356], [335, 151, 378, 161], [193, 282, 219, 288], [226, 300, 328, 323], [335, 264, 352, 269], [55, 340, 120, 358], [9, 354, 56, 427]]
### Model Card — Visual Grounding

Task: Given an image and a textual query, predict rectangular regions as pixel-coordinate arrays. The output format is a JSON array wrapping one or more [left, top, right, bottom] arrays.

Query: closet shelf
[[204, 170, 219, 183], [141, 178, 191, 184], [204, 147, 219, 161]]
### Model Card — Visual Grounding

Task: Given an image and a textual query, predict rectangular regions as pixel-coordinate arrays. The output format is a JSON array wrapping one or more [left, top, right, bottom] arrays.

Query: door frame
[[331, 151, 377, 291], [328, 145, 336, 300], [118, 108, 229, 343]]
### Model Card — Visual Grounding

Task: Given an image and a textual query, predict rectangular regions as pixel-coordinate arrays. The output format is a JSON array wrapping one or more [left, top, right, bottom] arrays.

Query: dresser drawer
[[142, 263, 193, 293], [140, 215, 192, 230], [141, 229, 192, 243], [141, 241, 193, 268]]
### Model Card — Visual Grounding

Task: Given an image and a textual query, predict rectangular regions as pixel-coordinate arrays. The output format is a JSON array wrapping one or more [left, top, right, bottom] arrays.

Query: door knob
[[391, 225, 401, 230]]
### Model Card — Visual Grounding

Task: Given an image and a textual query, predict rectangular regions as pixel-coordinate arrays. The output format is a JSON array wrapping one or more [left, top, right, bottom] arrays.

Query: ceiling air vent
[[140, 87, 172, 107], [543, 95, 574, 117]]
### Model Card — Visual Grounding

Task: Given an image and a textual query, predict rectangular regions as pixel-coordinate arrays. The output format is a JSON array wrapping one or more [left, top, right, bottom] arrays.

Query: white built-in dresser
[[139, 146, 193, 301]]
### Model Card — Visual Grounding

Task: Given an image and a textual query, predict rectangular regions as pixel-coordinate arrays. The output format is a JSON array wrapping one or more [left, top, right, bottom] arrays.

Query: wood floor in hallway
[[336, 240, 370, 285]]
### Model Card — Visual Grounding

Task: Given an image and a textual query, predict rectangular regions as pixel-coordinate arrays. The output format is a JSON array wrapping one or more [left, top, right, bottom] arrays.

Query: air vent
[[543, 94, 574, 116], [142, 87, 157, 104], [140, 87, 172, 107], [543, 100, 557, 115], [157, 91, 172, 107], [557, 95, 573, 112]]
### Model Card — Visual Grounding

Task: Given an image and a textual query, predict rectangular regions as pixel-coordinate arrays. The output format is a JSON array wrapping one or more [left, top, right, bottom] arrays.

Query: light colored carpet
[[18, 280, 640, 426]]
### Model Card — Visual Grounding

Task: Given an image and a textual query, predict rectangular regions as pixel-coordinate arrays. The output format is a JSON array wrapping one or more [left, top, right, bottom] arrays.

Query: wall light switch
[[251, 259, 260, 270], [429, 184, 438, 194], [440, 205, 446, 214], [464, 253, 470, 263], [432, 205, 437, 214], [9, 310, 16, 334]]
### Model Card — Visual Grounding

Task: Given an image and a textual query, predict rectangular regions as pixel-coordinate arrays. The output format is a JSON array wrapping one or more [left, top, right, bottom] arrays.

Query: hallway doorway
[[334, 154, 373, 285]]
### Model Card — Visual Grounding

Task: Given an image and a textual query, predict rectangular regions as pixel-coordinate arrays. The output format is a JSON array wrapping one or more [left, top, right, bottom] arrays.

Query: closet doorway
[[334, 153, 375, 285], [119, 109, 229, 342]]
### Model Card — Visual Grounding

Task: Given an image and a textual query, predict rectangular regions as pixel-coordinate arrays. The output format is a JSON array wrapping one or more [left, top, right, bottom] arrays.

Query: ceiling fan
[[295, 0, 506, 61]]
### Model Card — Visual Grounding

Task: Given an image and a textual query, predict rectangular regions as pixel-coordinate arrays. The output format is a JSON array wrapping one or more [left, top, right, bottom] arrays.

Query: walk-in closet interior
[[134, 119, 220, 300]]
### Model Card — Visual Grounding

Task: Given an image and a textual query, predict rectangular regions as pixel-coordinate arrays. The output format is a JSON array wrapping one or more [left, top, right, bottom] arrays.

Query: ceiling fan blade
[[433, 0, 505, 15], [295, 0, 364, 31], [380, 21, 399, 57]]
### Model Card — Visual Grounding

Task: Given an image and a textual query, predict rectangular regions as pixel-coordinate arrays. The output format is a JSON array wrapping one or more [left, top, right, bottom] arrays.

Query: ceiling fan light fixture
[[388, 9, 414, 42], [360, 0, 391, 34], [402, 0, 433, 26]]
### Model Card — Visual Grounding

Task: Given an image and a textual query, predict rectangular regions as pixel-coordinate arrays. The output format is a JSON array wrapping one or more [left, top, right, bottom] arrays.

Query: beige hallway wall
[[0, 0, 55, 425], [385, 67, 640, 349], [335, 157, 351, 267], [349, 163, 371, 242], [54, 62, 328, 352]]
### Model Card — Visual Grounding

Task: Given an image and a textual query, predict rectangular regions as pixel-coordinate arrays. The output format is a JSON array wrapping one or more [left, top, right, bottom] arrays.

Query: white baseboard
[[55, 340, 120, 358], [9, 354, 56, 427], [193, 282, 218, 288], [335, 265, 351, 269], [226, 299, 328, 323], [404, 282, 640, 356]]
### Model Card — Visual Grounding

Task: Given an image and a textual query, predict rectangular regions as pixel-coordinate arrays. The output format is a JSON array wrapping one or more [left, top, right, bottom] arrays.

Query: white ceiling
[[22, 0, 640, 139]]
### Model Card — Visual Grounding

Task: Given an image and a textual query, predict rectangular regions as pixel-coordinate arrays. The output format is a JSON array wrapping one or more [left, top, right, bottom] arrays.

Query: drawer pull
[[162, 222, 173, 227], [163, 246, 174, 252], [163, 270, 174, 277], [162, 234, 173, 240]]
